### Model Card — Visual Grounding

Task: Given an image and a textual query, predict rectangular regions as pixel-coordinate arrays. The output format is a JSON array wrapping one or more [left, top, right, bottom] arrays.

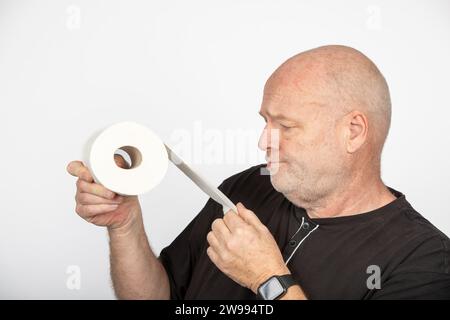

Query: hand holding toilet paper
[[83, 121, 237, 214]]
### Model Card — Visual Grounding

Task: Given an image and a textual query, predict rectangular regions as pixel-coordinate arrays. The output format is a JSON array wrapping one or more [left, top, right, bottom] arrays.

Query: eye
[[280, 123, 294, 130]]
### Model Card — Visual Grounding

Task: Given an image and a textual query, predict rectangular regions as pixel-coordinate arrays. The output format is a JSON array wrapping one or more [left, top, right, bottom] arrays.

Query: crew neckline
[[293, 187, 411, 225]]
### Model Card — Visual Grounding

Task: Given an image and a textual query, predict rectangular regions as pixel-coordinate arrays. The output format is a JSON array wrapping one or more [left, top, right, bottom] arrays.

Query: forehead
[[260, 80, 324, 121]]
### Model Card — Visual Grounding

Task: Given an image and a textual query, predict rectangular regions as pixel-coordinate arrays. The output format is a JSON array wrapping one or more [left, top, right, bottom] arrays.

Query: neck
[[301, 171, 397, 219]]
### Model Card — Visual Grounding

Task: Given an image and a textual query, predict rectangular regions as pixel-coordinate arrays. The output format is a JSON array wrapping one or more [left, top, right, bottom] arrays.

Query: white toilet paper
[[83, 121, 237, 214], [83, 121, 168, 196]]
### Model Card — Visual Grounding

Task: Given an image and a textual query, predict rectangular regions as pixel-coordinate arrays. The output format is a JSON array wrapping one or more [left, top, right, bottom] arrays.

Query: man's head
[[258, 45, 391, 207]]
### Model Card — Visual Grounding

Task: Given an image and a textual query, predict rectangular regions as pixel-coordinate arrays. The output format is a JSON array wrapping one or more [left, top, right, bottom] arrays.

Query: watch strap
[[277, 274, 297, 291]]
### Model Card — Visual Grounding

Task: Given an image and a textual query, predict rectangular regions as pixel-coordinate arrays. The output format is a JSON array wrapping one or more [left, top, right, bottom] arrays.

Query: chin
[[269, 170, 291, 194], [267, 161, 285, 172], [269, 163, 303, 196]]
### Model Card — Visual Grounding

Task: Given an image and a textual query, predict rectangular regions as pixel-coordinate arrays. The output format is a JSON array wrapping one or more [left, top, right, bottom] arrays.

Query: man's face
[[258, 76, 348, 204]]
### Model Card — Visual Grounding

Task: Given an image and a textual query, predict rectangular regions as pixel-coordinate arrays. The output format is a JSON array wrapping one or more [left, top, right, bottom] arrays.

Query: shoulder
[[402, 204, 449, 248], [374, 207, 450, 298], [389, 201, 450, 275]]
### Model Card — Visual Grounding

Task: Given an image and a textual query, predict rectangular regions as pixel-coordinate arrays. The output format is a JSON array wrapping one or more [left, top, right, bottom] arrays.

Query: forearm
[[108, 225, 170, 300]]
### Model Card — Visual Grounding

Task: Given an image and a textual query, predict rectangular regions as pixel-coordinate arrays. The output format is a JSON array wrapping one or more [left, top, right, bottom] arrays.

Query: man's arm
[[207, 202, 309, 300], [67, 158, 171, 300], [109, 221, 170, 300]]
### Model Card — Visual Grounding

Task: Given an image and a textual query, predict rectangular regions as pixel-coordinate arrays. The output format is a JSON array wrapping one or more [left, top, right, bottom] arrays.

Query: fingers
[[223, 208, 246, 232], [76, 191, 123, 205], [236, 203, 263, 227], [69, 159, 127, 225], [211, 218, 231, 242], [76, 203, 119, 218], [222, 203, 265, 234], [67, 161, 94, 182], [67, 156, 128, 180], [206, 246, 219, 265], [207, 231, 222, 250], [76, 178, 116, 199]]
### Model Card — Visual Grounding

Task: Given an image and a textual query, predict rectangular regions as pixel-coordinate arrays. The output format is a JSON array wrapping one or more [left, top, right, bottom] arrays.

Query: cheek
[[279, 140, 310, 169], [315, 132, 347, 170], [278, 137, 302, 161], [284, 129, 338, 166]]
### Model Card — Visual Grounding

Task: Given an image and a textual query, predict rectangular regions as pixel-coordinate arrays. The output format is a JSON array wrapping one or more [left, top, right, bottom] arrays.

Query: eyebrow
[[259, 111, 293, 122]]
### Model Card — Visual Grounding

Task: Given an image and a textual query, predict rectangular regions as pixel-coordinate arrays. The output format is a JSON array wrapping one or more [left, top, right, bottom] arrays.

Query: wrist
[[251, 265, 291, 294], [256, 273, 301, 300], [107, 213, 144, 239]]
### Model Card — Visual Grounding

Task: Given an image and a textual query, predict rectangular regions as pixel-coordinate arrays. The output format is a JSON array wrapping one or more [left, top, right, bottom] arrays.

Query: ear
[[344, 111, 368, 153]]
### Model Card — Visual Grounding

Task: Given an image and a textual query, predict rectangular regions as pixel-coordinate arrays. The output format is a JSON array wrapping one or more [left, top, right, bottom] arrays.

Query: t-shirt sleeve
[[158, 188, 224, 300], [371, 235, 450, 299]]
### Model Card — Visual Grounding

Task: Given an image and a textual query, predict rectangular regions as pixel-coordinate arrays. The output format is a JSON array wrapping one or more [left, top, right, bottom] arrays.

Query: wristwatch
[[257, 274, 297, 300]]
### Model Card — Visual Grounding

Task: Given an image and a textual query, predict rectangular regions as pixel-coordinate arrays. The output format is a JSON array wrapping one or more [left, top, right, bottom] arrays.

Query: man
[[67, 45, 450, 299]]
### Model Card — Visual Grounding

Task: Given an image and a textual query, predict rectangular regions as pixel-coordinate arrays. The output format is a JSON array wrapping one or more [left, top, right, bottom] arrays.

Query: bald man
[[67, 45, 450, 300]]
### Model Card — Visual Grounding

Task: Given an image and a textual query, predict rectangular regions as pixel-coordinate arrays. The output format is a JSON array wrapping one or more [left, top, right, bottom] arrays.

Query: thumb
[[236, 202, 262, 226]]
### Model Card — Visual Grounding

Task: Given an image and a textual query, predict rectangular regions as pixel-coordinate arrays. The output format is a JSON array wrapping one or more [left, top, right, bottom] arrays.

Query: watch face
[[258, 277, 285, 300]]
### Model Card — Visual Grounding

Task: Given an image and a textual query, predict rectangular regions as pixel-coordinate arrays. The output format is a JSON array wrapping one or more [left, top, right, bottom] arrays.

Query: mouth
[[267, 161, 284, 168], [265, 154, 285, 168]]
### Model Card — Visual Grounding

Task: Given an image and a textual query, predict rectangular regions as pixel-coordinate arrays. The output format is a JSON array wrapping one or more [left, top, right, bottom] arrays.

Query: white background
[[0, 0, 449, 299]]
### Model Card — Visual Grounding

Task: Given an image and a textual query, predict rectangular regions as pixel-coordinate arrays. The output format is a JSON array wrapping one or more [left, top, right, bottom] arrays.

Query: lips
[[265, 154, 284, 168], [267, 161, 283, 168]]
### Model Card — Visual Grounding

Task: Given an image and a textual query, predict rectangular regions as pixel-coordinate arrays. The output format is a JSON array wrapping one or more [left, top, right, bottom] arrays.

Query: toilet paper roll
[[83, 121, 168, 196]]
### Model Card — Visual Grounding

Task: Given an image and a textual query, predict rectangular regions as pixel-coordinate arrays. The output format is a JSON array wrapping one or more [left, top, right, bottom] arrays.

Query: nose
[[258, 126, 268, 151], [258, 125, 280, 152]]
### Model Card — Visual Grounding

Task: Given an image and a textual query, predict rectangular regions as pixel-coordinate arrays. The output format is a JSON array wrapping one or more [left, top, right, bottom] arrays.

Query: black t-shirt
[[159, 164, 450, 299]]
